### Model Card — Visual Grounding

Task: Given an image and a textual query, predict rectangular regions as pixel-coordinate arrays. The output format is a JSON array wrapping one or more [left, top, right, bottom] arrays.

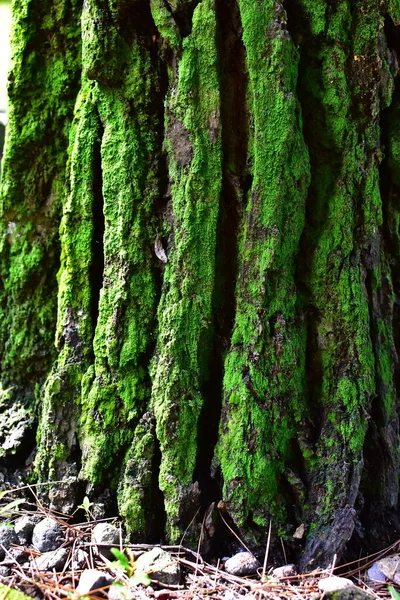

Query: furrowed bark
[[289, 0, 400, 569], [1, 0, 400, 570], [215, 0, 310, 546], [36, 0, 162, 511], [0, 0, 81, 460]]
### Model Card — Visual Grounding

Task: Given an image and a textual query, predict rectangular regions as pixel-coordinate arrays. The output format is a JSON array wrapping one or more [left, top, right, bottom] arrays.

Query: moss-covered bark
[[2, 0, 400, 570]]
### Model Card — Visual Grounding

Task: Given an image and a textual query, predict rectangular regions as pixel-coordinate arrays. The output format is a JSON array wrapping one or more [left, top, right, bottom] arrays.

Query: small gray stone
[[224, 552, 260, 577], [377, 555, 400, 584], [318, 586, 374, 600], [223, 591, 238, 600], [0, 565, 10, 578], [14, 515, 41, 545], [367, 563, 386, 582], [318, 576, 355, 593], [92, 523, 120, 560], [71, 549, 88, 570], [108, 583, 132, 600], [34, 548, 69, 572], [76, 569, 113, 594], [32, 518, 64, 552], [9, 548, 28, 564], [272, 564, 297, 579], [0, 526, 19, 560], [135, 547, 180, 585]]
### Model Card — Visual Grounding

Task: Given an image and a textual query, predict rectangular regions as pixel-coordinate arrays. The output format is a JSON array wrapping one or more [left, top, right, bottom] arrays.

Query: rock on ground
[[376, 555, 400, 583], [71, 549, 88, 570], [92, 523, 120, 560], [76, 569, 113, 594], [272, 564, 297, 578], [34, 548, 69, 572], [317, 576, 374, 598], [32, 518, 64, 552], [224, 552, 260, 577], [318, 577, 355, 593], [367, 562, 386, 582], [14, 515, 41, 546], [0, 526, 19, 560], [135, 547, 180, 585], [320, 587, 374, 600], [0, 566, 11, 578]]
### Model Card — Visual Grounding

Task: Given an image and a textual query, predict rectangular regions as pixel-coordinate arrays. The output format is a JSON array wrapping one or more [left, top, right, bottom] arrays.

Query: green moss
[[389, 102, 400, 186], [216, 0, 310, 529], [0, 584, 34, 600], [37, 9, 162, 486], [0, 0, 82, 394], [150, 0, 181, 53], [291, 1, 400, 555], [118, 412, 159, 538], [298, 0, 326, 37], [145, 0, 222, 540], [78, 44, 160, 482], [81, 0, 127, 85], [35, 81, 101, 481]]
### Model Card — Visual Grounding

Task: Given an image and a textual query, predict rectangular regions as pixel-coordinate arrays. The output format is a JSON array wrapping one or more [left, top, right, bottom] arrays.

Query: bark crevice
[[193, 0, 249, 522], [89, 121, 105, 337]]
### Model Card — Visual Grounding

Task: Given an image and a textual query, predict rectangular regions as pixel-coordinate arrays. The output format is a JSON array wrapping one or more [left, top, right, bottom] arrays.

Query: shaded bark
[[1, 0, 400, 570]]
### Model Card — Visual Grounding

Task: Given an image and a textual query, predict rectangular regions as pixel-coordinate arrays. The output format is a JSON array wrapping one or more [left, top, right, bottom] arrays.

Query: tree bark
[[1, 0, 400, 570]]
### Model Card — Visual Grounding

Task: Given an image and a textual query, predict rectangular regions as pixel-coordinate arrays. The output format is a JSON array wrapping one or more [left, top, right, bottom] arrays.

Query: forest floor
[[0, 485, 399, 600]]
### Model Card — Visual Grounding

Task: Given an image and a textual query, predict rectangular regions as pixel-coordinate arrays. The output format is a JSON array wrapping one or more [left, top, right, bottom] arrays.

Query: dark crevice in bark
[[149, 435, 167, 542], [384, 14, 400, 62], [360, 266, 386, 501], [380, 77, 400, 393], [0, 419, 37, 472], [281, 4, 327, 546], [357, 27, 400, 551], [89, 121, 105, 337], [138, 57, 170, 400], [286, 1, 327, 452], [116, 0, 158, 44], [193, 0, 248, 528], [172, 0, 202, 39], [132, 50, 169, 540], [283, 0, 309, 44]]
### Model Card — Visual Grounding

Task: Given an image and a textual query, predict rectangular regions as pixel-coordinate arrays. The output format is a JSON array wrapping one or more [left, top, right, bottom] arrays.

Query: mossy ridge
[[216, 0, 310, 533], [150, 0, 182, 54], [118, 411, 163, 541], [35, 83, 101, 485], [79, 78, 161, 482], [140, 0, 222, 541], [293, 0, 400, 566], [0, 0, 81, 398], [37, 2, 163, 492]]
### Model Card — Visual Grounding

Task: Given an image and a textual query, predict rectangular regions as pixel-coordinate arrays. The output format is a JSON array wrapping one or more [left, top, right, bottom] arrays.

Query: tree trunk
[[2, 0, 400, 570]]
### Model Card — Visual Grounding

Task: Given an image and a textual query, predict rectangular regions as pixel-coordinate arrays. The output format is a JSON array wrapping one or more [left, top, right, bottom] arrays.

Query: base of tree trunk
[[1, 0, 400, 572]]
